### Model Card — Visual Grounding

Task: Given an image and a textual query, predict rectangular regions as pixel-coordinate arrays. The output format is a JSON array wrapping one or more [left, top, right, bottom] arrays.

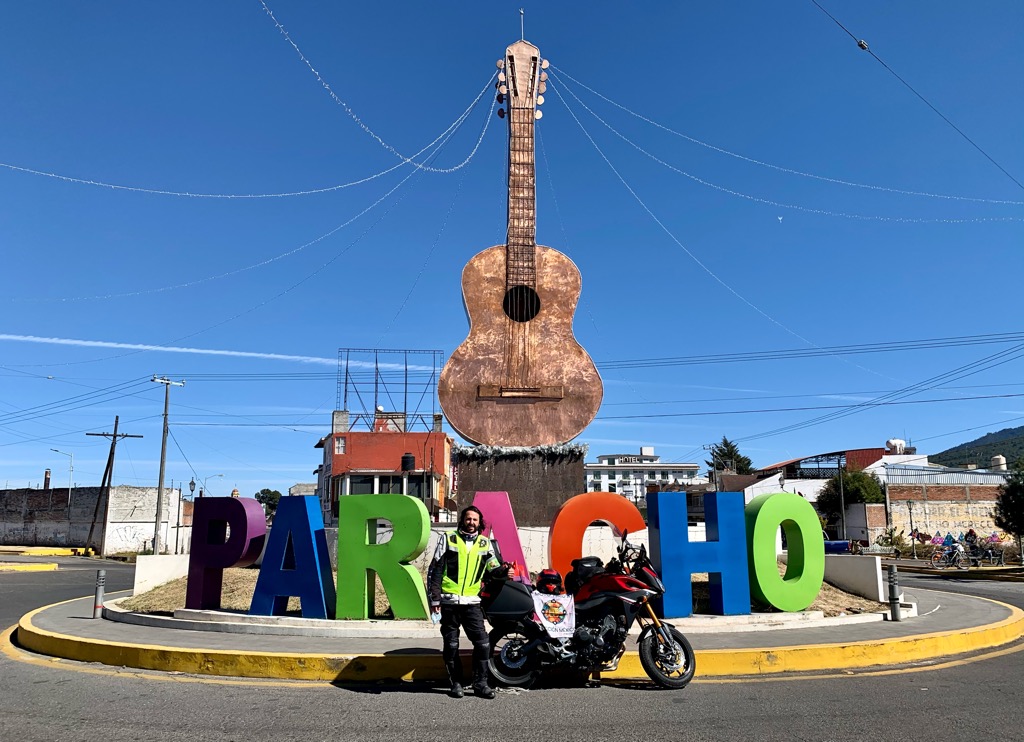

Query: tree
[[814, 470, 884, 522], [993, 460, 1024, 563], [705, 436, 754, 477], [255, 488, 282, 521]]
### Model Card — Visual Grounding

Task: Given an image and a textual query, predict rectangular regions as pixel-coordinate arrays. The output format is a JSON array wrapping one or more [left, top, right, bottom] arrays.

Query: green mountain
[[931, 425, 1024, 468]]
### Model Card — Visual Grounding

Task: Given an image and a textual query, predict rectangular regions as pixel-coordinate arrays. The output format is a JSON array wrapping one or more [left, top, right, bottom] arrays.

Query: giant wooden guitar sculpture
[[439, 40, 602, 447]]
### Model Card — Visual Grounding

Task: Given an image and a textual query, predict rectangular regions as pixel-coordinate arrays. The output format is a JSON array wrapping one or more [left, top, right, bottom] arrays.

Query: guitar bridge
[[477, 384, 564, 401]]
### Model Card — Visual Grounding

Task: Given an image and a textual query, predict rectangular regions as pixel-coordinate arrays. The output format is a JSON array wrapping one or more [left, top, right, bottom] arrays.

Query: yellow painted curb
[[15, 595, 1024, 682], [0, 547, 77, 556], [0, 563, 58, 572]]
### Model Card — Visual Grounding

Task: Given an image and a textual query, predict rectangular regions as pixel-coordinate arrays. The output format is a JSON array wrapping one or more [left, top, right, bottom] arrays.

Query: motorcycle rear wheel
[[639, 626, 695, 689], [488, 625, 541, 689]]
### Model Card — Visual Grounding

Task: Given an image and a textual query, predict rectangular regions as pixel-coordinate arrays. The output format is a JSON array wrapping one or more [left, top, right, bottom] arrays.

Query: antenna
[[520, 8, 525, 40]]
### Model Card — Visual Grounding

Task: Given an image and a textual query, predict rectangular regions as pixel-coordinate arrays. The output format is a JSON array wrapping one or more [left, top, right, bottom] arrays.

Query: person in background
[[427, 505, 512, 699]]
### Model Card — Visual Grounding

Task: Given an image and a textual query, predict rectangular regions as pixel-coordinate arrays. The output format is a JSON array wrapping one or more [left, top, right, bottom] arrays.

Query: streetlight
[[201, 473, 224, 497], [176, 478, 196, 555], [907, 501, 917, 560], [51, 449, 73, 509]]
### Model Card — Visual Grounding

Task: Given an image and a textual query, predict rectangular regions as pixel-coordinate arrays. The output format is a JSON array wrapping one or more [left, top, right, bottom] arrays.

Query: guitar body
[[439, 244, 602, 446]]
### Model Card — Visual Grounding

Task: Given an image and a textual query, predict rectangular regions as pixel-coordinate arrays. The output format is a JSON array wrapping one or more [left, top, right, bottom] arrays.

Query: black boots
[[445, 660, 464, 698], [472, 659, 496, 699]]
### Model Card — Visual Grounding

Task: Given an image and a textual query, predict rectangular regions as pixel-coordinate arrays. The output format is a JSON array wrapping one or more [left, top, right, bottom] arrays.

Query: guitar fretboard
[[507, 106, 537, 288]]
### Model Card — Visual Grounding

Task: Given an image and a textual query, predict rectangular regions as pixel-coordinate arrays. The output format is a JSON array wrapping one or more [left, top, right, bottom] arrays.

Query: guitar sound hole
[[503, 285, 541, 323]]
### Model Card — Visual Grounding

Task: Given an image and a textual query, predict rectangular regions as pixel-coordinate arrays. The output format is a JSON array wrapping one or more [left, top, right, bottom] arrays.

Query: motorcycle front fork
[[640, 598, 676, 647]]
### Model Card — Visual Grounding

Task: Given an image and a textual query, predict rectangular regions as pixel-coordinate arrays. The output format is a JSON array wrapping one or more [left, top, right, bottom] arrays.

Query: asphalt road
[[1, 560, 1022, 742]]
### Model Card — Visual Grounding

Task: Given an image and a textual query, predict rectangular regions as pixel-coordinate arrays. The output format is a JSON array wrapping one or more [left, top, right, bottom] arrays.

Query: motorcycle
[[480, 532, 695, 690]]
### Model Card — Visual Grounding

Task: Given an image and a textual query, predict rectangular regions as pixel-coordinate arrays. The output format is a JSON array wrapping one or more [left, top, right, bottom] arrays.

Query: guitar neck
[[506, 105, 537, 288]]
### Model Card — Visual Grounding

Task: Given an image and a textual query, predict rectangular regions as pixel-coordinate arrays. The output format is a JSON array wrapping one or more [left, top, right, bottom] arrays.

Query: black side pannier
[[565, 556, 605, 594], [480, 579, 534, 620]]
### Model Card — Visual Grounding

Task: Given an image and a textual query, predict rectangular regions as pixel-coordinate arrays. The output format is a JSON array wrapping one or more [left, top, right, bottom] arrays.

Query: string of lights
[[0, 74, 496, 201], [548, 78, 893, 387], [259, 0, 491, 175], [552, 71, 1022, 225], [550, 64, 1024, 207], [6, 88, 497, 305], [21, 94, 479, 370]]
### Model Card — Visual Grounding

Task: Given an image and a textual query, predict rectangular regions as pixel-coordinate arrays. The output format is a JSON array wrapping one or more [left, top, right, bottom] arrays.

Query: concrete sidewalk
[[12, 585, 1024, 684]]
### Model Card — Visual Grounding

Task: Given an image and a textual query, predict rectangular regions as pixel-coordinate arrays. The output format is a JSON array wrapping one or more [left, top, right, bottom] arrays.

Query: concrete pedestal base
[[452, 445, 586, 527]]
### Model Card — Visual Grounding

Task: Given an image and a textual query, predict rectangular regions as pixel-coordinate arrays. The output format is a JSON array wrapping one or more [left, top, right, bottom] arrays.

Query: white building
[[584, 447, 702, 500]]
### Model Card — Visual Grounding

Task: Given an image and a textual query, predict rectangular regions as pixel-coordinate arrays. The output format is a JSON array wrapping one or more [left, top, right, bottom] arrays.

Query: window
[[349, 475, 374, 495], [334, 436, 346, 455]]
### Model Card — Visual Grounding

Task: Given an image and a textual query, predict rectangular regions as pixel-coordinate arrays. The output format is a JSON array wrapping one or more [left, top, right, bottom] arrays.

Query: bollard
[[93, 569, 106, 619], [887, 564, 901, 622]]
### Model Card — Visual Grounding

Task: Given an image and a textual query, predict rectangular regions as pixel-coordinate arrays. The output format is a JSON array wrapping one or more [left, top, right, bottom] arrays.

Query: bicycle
[[930, 543, 971, 570]]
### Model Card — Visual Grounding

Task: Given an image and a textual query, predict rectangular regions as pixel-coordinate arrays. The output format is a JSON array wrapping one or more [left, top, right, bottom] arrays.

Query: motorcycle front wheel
[[488, 625, 541, 689], [639, 626, 695, 689]]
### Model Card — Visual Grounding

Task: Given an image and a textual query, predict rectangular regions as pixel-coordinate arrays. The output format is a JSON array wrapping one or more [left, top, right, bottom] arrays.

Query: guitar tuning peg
[[496, 93, 504, 104], [540, 72, 548, 81], [541, 59, 549, 69], [498, 84, 508, 95], [536, 95, 544, 105], [534, 109, 543, 120], [538, 82, 547, 94], [497, 59, 505, 69], [497, 109, 506, 118], [498, 72, 506, 82]]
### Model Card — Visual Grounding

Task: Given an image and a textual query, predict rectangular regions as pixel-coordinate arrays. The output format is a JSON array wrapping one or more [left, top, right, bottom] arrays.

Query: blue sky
[[2, 2, 1022, 498]]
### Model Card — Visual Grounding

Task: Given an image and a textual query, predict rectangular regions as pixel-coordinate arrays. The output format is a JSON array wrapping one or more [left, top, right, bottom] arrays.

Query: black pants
[[440, 603, 490, 679]]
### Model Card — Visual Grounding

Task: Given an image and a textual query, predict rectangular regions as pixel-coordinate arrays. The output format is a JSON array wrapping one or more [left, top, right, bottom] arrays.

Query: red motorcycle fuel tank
[[575, 572, 648, 602]]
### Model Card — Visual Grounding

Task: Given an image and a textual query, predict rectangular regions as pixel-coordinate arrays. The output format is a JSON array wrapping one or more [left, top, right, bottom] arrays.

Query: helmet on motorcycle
[[535, 569, 564, 595]]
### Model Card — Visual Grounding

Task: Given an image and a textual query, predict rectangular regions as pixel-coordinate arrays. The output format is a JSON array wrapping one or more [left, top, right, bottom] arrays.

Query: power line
[[808, 0, 1024, 193], [734, 341, 1024, 444], [597, 391, 1024, 420], [598, 331, 1024, 370]]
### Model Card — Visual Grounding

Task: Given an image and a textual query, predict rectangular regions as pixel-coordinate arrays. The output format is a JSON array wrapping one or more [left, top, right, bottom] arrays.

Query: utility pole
[[837, 455, 847, 540], [85, 417, 143, 556], [152, 377, 185, 556]]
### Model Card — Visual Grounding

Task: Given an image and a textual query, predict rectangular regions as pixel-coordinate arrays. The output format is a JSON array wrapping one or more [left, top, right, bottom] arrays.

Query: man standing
[[427, 505, 511, 699]]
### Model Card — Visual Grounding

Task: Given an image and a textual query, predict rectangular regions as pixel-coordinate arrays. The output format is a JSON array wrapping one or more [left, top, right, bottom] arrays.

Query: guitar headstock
[[496, 40, 548, 119]]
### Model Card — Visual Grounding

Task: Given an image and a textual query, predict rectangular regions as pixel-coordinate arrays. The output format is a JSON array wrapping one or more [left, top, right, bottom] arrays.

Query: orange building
[[314, 410, 453, 525]]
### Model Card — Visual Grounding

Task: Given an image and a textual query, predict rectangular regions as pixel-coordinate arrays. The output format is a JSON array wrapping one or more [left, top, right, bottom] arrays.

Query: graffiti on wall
[[890, 500, 999, 539]]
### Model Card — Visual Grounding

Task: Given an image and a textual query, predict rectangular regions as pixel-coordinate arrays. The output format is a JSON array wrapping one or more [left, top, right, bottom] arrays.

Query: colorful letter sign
[[335, 495, 430, 619], [251, 495, 335, 619], [186, 496, 267, 610], [648, 491, 751, 617], [548, 491, 647, 579], [184, 491, 828, 620], [745, 492, 824, 612]]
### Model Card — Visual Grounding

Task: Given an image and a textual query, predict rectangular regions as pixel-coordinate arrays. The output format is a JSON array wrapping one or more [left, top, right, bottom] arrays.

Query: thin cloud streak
[[0, 334, 435, 370]]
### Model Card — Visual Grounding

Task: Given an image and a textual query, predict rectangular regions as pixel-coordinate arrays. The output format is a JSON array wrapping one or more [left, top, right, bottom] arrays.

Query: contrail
[[0, 334, 433, 370]]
